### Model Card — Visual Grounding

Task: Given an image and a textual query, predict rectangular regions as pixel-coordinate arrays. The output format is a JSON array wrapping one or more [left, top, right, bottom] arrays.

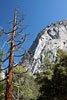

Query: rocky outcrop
[[20, 20, 67, 74]]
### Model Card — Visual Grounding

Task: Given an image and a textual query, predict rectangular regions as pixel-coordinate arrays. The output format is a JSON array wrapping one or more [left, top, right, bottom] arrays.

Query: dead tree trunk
[[5, 9, 16, 100]]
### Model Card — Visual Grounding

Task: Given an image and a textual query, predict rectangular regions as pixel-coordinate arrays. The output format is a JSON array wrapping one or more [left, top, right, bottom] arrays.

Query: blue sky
[[0, 0, 67, 66], [0, 0, 67, 46]]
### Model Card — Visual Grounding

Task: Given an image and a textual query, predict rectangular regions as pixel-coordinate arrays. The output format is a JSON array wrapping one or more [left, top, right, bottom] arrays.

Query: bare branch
[[14, 47, 22, 52], [15, 34, 26, 42], [3, 50, 10, 55], [14, 35, 26, 47], [15, 29, 23, 34], [15, 39, 23, 43], [14, 45, 26, 53], [0, 78, 7, 82], [15, 27, 23, 31], [13, 62, 18, 65], [13, 64, 18, 67], [14, 53, 25, 57], [0, 55, 10, 62], [14, 40, 25, 47], [1, 28, 13, 35], [6, 38, 11, 44], [0, 66, 8, 71], [16, 18, 24, 26]]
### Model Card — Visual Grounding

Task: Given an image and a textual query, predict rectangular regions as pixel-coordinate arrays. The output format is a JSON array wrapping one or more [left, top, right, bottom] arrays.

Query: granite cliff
[[20, 20, 67, 74]]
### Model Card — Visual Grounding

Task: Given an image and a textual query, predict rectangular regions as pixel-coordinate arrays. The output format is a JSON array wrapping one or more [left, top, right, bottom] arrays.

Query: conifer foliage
[[37, 49, 67, 100]]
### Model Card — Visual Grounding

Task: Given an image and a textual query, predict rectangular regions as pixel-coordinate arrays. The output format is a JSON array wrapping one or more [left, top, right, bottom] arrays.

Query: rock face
[[0, 68, 5, 79], [20, 20, 67, 74]]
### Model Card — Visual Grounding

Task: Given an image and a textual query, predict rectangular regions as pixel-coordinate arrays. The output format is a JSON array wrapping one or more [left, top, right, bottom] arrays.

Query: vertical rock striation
[[20, 20, 67, 74]]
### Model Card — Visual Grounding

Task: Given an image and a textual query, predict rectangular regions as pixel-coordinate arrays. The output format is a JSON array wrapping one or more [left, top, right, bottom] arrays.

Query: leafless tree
[[0, 7, 29, 100]]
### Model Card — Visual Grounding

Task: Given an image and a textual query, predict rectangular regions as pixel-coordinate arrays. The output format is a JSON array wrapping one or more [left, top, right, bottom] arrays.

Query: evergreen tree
[[12, 65, 39, 100], [37, 49, 67, 100], [0, 48, 6, 100]]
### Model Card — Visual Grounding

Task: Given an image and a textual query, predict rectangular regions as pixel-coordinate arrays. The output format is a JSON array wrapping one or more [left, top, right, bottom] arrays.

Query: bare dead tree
[[0, 7, 29, 100]]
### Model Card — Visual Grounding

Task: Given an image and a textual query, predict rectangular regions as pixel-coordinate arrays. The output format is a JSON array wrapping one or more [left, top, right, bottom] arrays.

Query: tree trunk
[[5, 9, 16, 100]]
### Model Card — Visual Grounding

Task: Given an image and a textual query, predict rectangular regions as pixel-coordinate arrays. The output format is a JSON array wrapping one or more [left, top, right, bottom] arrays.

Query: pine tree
[[37, 49, 67, 100]]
